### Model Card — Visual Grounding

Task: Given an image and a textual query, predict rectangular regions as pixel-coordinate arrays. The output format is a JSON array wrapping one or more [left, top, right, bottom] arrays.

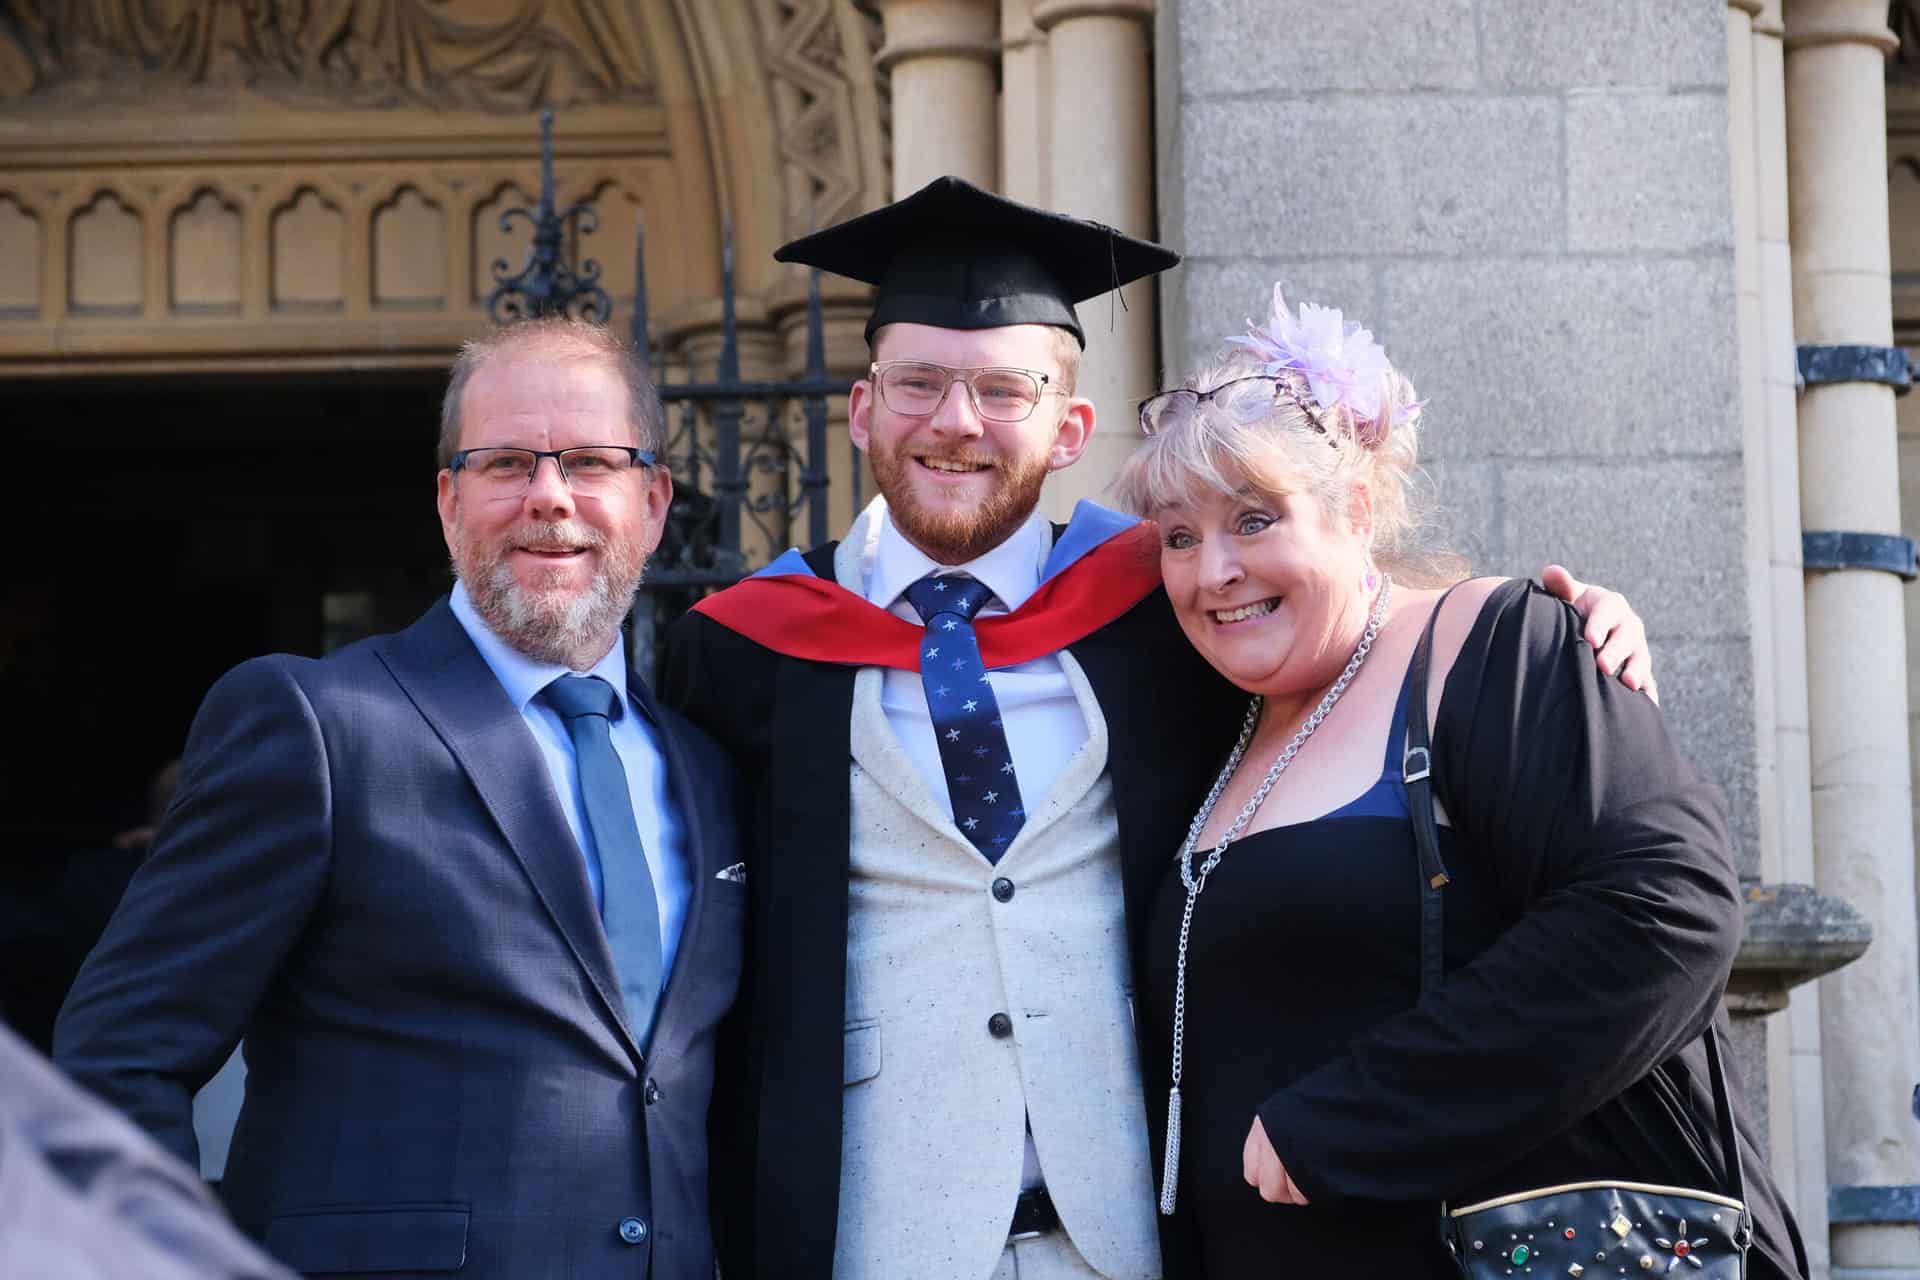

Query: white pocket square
[[715, 862, 747, 884]]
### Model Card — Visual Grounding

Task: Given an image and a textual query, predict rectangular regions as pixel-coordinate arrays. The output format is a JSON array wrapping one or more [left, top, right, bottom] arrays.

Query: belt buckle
[[1008, 1187, 1058, 1242]]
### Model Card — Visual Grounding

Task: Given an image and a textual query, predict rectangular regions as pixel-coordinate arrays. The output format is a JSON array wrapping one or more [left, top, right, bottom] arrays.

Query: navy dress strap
[[1316, 657, 1420, 823]]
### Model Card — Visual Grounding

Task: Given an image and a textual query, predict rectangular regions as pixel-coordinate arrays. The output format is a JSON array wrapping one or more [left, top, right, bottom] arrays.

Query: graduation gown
[[660, 537, 1246, 1280]]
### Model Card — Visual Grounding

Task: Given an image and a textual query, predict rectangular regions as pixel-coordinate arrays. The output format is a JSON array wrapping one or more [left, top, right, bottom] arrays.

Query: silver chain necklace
[[1158, 575, 1392, 1216]]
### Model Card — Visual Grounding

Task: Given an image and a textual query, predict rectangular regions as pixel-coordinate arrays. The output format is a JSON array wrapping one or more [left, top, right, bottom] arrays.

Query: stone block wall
[[1157, 0, 1756, 870]]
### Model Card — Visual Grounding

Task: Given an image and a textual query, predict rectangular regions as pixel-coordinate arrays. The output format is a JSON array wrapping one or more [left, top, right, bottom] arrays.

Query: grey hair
[[438, 317, 665, 468], [1113, 344, 1466, 586]]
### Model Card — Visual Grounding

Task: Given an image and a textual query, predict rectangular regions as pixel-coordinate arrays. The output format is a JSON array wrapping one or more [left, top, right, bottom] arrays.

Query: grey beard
[[456, 539, 645, 670]]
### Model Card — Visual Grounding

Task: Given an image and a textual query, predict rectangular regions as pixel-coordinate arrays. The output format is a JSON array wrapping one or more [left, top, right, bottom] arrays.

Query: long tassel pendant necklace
[[1159, 576, 1392, 1216]]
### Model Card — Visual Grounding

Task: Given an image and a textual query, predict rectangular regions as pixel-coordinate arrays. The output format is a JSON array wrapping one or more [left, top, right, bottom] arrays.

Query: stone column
[[1748, 0, 1839, 1270], [873, 0, 1001, 196], [1784, 2, 1920, 1275], [1000, 0, 1049, 207], [1031, 0, 1156, 518], [1728, 0, 1804, 1226], [1732, 0, 1782, 883]]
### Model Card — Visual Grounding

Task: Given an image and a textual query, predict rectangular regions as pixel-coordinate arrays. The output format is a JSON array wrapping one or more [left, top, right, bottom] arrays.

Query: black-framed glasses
[[448, 446, 657, 497], [869, 360, 1066, 423], [1137, 375, 1331, 441]]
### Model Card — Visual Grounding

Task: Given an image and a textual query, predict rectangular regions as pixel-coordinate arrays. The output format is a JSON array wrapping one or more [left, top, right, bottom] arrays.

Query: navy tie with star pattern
[[903, 573, 1027, 862]]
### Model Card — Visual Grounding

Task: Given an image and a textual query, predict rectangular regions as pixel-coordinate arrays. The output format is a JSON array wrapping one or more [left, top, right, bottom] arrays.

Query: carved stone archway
[[0, 0, 889, 377]]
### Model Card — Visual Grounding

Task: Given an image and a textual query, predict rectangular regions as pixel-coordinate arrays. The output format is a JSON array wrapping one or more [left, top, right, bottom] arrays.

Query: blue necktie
[[903, 574, 1027, 862], [539, 675, 664, 1043]]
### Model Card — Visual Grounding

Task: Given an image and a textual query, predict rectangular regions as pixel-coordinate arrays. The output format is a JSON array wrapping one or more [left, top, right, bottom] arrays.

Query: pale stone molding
[[1782, 0, 1898, 54], [0, 148, 675, 368], [872, 32, 1003, 68], [1031, 0, 1155, 28]]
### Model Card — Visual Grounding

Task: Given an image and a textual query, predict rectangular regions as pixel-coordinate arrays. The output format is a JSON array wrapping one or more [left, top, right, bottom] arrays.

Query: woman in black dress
[[1114, 285, 1808, 1278]]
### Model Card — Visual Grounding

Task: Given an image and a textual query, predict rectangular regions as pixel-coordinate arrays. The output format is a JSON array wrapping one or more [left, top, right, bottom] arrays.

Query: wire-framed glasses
[[1137, 375, 1331, 440], [449, 446, 658, 497], [869, 360, 1064, 423]]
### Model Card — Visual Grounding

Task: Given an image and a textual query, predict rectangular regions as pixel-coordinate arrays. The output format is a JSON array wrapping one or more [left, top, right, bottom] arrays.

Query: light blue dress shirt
[[449, 582, 691, 979]]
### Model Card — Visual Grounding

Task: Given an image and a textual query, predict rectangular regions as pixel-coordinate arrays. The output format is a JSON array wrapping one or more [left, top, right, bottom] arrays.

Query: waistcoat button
[[987, 1012, 1013, 1038], [617, 1217, 648, 1245], [644, 1079, 662, 1105], [991, 877, 1015, 902]]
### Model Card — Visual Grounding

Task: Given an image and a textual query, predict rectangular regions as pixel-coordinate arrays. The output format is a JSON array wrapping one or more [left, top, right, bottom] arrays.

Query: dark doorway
[[1, 368, 450, 1049]]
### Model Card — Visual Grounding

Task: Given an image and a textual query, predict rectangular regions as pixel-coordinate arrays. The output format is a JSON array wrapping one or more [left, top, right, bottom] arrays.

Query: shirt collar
[[866, 505, 1049, 615], [448, 580, 633, 718]]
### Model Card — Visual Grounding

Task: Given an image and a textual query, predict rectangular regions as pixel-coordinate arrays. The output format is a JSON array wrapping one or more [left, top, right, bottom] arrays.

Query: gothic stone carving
[[753, 0, 889, 239], [0, 0, 654, 110]]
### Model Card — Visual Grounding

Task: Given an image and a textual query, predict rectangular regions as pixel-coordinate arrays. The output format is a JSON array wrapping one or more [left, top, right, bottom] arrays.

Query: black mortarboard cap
[[774, 175, 1180, 349]]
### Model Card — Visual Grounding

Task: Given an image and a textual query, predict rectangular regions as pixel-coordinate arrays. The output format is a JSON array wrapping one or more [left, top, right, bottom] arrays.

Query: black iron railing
[[630, 218, 852, 671]]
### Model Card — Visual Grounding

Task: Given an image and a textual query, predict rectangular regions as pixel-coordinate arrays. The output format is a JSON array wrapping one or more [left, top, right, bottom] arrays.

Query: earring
[[1363, 568, 1379, 594]]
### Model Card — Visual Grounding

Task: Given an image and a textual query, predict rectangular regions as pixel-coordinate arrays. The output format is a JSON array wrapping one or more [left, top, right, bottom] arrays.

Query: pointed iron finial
[[487, 110, 613, 325]]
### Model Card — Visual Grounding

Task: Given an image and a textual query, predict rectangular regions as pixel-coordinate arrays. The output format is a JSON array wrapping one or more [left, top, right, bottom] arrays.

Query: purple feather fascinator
[[1226, 284, 1413, 445]]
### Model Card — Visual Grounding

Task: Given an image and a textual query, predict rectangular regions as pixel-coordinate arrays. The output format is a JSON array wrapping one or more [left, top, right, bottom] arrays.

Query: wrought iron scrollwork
[[638, 217, 846, 594], [487, 110, 612, 324], [1893, 0, 1920, 84], [625, 216, 850, 675], [484, 124, 853, 673]]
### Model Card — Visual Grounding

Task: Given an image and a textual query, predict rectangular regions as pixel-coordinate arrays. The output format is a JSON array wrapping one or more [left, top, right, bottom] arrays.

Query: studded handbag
[[1399, 596, 1755, 1279]]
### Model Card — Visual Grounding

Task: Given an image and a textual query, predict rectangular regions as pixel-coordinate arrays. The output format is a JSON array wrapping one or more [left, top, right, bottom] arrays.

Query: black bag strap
[[1703, 1017, 1748, 1210], [1407, 582, 1748, 1212], [1404, 584, 1462, 997]]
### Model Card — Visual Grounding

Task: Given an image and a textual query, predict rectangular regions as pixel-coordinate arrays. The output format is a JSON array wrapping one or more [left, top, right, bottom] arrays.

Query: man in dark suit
[[56, 317, 743, 1279]]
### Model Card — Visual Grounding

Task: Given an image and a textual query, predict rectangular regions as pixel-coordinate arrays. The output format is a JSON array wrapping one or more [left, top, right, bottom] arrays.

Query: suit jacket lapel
[[1004, 650, 1109, 854], [1070, 591, 1249, 937], [846, 669, 970, 846], [628, 674, 706, 1058], [378, 600, 641, 1065]]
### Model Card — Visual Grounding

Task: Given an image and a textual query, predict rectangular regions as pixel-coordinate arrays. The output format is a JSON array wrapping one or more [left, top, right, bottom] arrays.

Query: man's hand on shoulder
[[1540, 565, 1657, 705]]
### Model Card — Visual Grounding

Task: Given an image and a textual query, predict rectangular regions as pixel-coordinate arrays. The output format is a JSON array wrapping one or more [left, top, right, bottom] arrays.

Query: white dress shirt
[[449, 582, 692, 979], [863, 509, 1092, 819]]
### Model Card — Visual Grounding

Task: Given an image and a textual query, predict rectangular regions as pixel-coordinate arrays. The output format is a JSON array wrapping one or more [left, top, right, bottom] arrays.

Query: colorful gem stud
[[1653, 1221, 1710, 1272]]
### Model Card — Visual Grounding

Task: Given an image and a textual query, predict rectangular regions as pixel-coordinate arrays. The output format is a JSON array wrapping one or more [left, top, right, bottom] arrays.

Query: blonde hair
[[1113, 344, 1466, 586]]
